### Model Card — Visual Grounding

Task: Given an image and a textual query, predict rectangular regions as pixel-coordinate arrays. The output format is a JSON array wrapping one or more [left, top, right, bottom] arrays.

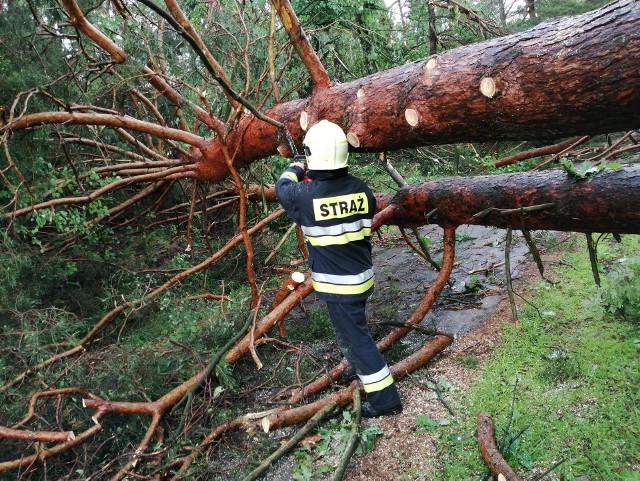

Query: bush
[[600, 255, 640, 322]]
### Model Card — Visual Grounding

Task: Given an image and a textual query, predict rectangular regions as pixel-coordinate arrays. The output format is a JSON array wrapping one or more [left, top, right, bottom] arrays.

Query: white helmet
[[303, 120, 349, 170]]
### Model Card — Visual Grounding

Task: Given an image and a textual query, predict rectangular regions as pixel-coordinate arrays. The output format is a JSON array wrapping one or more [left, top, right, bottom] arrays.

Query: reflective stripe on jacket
[[275, 166, 376, 303]]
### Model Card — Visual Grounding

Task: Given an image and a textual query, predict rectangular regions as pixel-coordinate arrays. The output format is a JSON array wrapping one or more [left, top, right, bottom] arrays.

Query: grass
[[429, 234, 640, 481]]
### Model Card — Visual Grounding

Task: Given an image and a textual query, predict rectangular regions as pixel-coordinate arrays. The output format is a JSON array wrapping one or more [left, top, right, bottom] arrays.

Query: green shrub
[[600, 255, 640, 322]]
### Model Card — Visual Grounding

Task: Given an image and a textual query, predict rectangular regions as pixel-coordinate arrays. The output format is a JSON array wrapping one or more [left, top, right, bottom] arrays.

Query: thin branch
[[332, 390, 361, 481], [505, 228, 518, 324], [1, 209, 286, 393], [241, 403, 337, 481], [61, 0, 127, 63], [1, 111, 204, 146], [521, 230, 544, 277], [0, 426, 75, 443], [585, 233, 601, 286], [530, 136, 590, 171], [135, 0, 284, 128], [271, 0, 330, 90], [494, 136, 585, 168], [477, 412, 523, 481]]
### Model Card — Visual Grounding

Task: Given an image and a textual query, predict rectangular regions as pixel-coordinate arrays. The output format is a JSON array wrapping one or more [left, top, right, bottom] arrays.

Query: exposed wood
[[224, 278, 314, 364], [405, 109, 419, 126], [243, 403, 336, 481], [268, 334, 452, 430], [7, 2, 639, 185], [477, 412, 523, 481], [269, 271, 305, 337], [0, 426, 74, 443], [479, 77, 497, 98]]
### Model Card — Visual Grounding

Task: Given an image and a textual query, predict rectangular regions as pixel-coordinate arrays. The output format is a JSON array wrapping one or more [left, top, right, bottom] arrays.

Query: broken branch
[[477, 412, 523, 481]]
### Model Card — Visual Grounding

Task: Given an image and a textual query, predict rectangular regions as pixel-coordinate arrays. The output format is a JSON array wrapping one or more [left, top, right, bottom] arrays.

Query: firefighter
[[275, 120, 402, 418]]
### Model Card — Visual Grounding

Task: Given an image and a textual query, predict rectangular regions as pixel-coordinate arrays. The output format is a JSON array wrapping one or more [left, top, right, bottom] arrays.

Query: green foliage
[[600, 254, 640, 321], [292, 408, 383, 480], [430, 235, 640, 480], [288, 304, 335, 340], [415, 414, 450, 431], [561, 158, 623, 180]]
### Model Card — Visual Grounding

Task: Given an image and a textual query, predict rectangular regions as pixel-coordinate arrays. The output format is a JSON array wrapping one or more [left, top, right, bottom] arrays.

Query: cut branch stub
[[346, 132, 360, 148], [405, 109, 419, 127], [425, 57, 438, 70], [269, 271, 306, 337], [300, 111, 309, 131], [480, 77, 497, 98]]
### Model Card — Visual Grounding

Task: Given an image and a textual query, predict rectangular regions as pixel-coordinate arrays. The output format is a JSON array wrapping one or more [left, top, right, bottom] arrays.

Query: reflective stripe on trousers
[[325, 301, 400, 410], [312, 270, 374, 296]]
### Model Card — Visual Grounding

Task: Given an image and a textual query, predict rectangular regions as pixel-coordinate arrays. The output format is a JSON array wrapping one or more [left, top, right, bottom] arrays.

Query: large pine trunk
[[194, 0, 640, 182]]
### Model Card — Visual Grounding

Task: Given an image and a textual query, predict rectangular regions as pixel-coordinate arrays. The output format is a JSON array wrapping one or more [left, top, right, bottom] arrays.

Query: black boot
[[361, 383, 402, 418], [341, 365, 358, 382], [361, 400, 403, 418]]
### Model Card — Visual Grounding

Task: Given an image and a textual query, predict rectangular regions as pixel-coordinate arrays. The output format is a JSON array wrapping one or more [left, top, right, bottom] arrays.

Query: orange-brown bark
[[61, 0, 127, 63], [0, 426, 74, 443], [376, 164, 640, 234], [271, 0, 330, 90], [477, 412, 523, 481], [2, 112, 204, 148], [225, 277, 314, 363], [189, 0, 640, 182], [265, 334, 452, 431], [253, 162, 640, 236], [493, 137, 586, 167], [270, 271, 306, 336]]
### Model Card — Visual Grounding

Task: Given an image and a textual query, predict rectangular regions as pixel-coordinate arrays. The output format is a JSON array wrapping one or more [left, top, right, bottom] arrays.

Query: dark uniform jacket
[[275, 166, 376, 303]]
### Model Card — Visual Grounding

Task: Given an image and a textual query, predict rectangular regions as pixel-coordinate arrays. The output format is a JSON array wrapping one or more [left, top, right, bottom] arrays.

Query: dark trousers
[[326, 301, 400, 409]]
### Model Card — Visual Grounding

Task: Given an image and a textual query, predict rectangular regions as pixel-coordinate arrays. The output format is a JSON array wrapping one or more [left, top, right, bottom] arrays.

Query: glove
[[293, 154, 306, 164]]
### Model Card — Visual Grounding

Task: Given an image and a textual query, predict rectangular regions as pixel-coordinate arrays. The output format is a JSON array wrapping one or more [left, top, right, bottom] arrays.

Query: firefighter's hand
[[290, 161, 305, 169]]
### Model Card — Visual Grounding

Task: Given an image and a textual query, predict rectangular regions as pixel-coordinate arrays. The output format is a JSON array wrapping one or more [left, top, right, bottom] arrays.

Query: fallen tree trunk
[[376, 164, 640, 234], [190, 0, 640, 182], [254, 164, 640, 234]]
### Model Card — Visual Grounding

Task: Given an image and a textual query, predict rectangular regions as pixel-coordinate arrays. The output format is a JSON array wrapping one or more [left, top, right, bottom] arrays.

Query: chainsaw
[[284, 128, 312, 182]]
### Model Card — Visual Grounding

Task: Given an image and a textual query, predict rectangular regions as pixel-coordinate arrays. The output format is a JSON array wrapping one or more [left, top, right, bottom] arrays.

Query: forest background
[[0, 0, 638, 479]]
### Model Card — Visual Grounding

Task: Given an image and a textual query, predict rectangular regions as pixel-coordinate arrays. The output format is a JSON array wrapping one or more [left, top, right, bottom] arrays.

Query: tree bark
[[477, 412, 523, 481], [375, 164, 640, 234], [255, 164, 640, 235], [189, 0, 640, 182]]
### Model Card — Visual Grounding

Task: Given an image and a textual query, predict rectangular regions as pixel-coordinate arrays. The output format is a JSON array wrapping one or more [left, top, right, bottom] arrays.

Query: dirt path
[[262, 225, 558, 481], [345, 225, 559, 481]]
